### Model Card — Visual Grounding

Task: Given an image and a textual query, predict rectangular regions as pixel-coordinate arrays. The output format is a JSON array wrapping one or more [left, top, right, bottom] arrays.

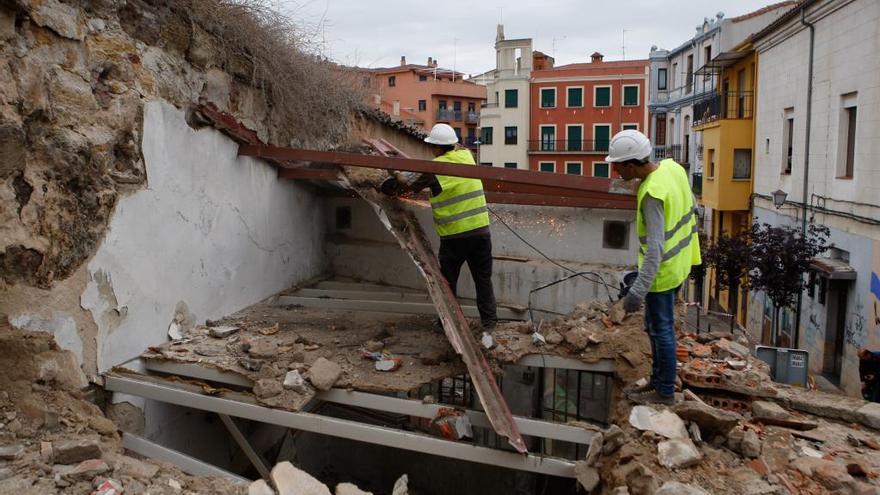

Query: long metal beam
[[486, 192, 636, 210], [239, 145, 617, 195], [291, 288, 525, 314], [274, 295, 527, 320], [316, 389, 594, 445], [137, 359, 594, 445], [121, 433, 250, 483], [218, 414, 272, 481], [105, 373, 575, 477]]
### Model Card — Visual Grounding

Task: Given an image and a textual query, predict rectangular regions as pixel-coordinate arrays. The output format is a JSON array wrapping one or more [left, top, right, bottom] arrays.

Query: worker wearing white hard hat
[[381, 123, 497, 330], [607, 129, 701, 406]]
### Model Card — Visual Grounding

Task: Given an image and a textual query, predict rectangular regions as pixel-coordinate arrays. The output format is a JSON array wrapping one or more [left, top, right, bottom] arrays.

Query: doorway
[[822, 279, 851, 383]]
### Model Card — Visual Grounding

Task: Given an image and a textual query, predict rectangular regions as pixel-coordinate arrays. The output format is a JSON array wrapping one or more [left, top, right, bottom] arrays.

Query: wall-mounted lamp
[[771, 189, 788, 209]]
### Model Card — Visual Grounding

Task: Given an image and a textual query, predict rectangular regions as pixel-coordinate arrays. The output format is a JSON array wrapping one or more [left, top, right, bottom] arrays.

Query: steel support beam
[[485, 192, 636, 210], [218, 414, 272, 481], [239, 145, 617, 196], [291, 288, 525, 314], [516, 354, 616, 373], [273, 295, 526, 320], [105, 373, 575, 478], [121, 433, 250, 484]]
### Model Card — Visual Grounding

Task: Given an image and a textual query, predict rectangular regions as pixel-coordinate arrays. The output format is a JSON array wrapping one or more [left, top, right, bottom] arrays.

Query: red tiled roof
[[548, 59, 650, 71], [731, 0, 800, 22]]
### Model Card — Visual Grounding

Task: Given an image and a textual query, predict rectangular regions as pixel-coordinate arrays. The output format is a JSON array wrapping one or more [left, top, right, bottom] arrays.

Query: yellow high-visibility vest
[[636, 159, 702, 292], [429, 149, 491, 237]]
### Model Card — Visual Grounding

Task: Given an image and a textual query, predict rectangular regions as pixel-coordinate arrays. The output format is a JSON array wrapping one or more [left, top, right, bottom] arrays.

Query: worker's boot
[[624, 380, 654, 396], [629, 390, 676, 406]]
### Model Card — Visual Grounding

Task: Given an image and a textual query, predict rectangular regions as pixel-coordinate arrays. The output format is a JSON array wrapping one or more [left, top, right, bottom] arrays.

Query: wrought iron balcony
[[693, 91, 754, 126], [466, 111, 480, 124], [437, 109, 463, 122], [527, 140, 610, 153]]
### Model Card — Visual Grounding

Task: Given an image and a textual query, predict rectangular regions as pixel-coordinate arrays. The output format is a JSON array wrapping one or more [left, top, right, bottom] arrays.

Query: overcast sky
[[284, 0, 779, 75]]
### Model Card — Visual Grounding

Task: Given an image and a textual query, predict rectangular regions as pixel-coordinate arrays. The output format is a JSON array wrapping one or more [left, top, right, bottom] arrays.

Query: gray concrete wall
[[325, 197, 637, 315]]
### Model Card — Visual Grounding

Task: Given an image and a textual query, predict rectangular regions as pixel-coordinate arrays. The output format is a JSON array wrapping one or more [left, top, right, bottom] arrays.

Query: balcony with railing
[[692, 91, 754, 127], [527, 140, 610, 153], [466, 111, 479, 124], [437, 109, 463, 122]]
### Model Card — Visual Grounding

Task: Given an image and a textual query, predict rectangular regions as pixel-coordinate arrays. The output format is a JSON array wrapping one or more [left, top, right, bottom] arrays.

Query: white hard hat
[[424, 123, 459, 145], [605, 129, 652, 163]]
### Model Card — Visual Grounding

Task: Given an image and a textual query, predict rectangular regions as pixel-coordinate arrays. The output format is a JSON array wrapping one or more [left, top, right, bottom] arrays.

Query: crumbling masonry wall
[[0, 1, 359, 377]]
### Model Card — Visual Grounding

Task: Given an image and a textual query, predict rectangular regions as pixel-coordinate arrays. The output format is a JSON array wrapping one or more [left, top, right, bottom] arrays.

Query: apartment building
[[745, 0, 880, 397], [528, 53, 649, 177], [371, 57, 487, 147], [647, 3, 795, 179], [476, 25, 535, 169]]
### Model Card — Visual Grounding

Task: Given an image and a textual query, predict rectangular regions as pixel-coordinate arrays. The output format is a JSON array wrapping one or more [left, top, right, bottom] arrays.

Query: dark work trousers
[[438, 234, 498, 327]]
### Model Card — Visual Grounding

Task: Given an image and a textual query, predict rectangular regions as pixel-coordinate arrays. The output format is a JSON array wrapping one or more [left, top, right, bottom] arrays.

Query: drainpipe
[[793, 7, 815, 349]]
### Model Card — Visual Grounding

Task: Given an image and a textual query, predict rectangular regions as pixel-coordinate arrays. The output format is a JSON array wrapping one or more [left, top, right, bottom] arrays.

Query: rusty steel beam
[[239, 145, 621, 196], [486, 192, 636, 210]]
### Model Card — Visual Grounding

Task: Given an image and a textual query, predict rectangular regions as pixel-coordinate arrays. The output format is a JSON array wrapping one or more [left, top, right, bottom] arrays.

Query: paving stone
[[53, 439, 102, 464], [657, 438, 702, 469], [308, 358, 342, 391], [271, 461, 330, 495]]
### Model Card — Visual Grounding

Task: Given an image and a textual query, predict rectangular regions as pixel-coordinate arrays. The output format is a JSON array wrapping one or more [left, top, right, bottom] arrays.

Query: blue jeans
[[644, 288, 678, 396]]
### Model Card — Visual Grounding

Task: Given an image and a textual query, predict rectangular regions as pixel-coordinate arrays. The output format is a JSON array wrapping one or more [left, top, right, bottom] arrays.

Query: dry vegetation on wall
[[0, 0, 364, 289]]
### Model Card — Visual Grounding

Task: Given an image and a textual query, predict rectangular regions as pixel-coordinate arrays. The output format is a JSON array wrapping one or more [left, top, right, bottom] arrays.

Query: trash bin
[[755, 345, 809, 387]]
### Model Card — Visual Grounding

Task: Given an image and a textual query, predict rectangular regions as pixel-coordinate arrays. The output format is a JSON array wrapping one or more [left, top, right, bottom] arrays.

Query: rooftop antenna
[[453, 37, 458, 82], [622, 29, 627, 60]]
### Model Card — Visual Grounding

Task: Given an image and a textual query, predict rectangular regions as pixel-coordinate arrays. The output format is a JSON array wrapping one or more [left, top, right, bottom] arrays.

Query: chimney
[[400, 55, 406, 66], [427, 57, 433, 66], [590, 52, 604, 63], [431, 59, 438, 68]]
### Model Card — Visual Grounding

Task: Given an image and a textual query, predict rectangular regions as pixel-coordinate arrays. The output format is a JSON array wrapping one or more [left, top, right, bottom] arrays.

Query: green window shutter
[[540, 162, 555, 173], [541, 88, 555, 108], [504, 162, 517, 169], [622, 124, 638, 131], [595, 87, 610, 107], [505, 89, 518, 108], [567, 126, 582, 151], [623, 86, 639, 106], [594, 162, 610, 178], [566, 163, 582, 175], [594, 125, 610, 151], [567, 87, 583, 107]]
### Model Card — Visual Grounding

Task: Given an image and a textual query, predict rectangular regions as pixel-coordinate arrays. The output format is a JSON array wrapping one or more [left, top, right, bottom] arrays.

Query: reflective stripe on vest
[[429, 149, 491, 237], [636, 159, 702, 292]]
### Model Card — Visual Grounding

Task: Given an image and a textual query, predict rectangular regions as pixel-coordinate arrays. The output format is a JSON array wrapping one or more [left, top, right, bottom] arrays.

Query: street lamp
[[771, 189, 787, 209]]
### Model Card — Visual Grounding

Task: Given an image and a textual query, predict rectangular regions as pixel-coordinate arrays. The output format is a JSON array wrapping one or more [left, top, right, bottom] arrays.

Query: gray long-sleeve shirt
[[628, 194, 664, 299]]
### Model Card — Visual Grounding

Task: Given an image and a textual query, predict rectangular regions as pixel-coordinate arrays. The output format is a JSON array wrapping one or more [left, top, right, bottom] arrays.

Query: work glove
[[622, 293, 643, 314], [380, 176, 402, 196]]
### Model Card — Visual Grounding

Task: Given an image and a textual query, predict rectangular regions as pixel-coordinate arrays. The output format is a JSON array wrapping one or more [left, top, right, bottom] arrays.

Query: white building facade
[[477, 25, 532, 169], [748, 0, 880, 396]]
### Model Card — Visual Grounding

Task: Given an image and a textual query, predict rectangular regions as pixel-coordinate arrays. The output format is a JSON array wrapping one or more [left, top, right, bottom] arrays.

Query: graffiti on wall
[[868, 242, 880, 350], [844, 302, 866, 349]]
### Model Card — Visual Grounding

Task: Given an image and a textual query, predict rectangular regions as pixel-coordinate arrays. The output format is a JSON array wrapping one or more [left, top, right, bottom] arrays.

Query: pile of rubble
[[247, 461, 409, 495], [573, 318, 880, 495], [0, 323, 247, 494]]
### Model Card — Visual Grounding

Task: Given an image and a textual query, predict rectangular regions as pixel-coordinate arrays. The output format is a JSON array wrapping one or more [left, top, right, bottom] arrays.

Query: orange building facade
[[371, 57, 487, 148], [528, 53, 650, 177]]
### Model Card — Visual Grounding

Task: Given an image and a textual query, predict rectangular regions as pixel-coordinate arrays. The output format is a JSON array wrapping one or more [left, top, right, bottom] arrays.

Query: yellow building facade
[[693, 45, 757, 326]]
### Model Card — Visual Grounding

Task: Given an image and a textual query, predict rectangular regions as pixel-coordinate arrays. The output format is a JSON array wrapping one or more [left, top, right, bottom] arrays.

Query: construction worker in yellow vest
[[381, 123, 497, 330], [606, 129, 701, 405]]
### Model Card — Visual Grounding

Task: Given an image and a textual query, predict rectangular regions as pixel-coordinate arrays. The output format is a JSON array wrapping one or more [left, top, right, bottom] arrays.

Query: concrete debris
[[168, 321, 185, 340], [751, 400, 789, 421], [621, 350, 643, 368], [308, 358, 342, 391], [93, 478, 124, 495], [629, 405, 688, 439], [114, 455, 160, 481], [673, 399, 742, 436], [575, 461, 601, 491], [208, 325, 239, 338], [336, 482, 374, 495], [481, 332, 496, 349], [603, 424, 626, 455], [0, 444, 23, 460], [249, 341, 280, 359], [609, 303, 626, 325], [249, 479, 275, 495], [431, 408, 473, 440], [253, 378, 283, 399], [857, 402, 880, 430], [655, 481, 710, 495], [741, 430, 761, 459], [375, 358, 402, 372], [622, 463, 659, 495], [585, 431, 604, 466], [531, 331, 547, 346], [657, 438, 702, 468], [283, 370, 308, 393], [65, 458, 111, 481], [168, 479, 183, 490], [363, 340, 384, 352], [545, 329, 563, 345], [715, 338, 750, 359], [688, 422, 702, 444], [392, 474, 409, 495], [259, 323, 280, 335], [271, 461, 331, 495], [239, 357, 263, 371], [53, 438, 103, 465], [726, 359, 747, 370], [564, 327, 595, 350]]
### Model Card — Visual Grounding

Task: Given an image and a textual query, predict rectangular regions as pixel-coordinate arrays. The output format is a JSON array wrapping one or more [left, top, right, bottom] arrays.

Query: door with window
[[541, 126, 555, 151], [594, 125, 610, 152]]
